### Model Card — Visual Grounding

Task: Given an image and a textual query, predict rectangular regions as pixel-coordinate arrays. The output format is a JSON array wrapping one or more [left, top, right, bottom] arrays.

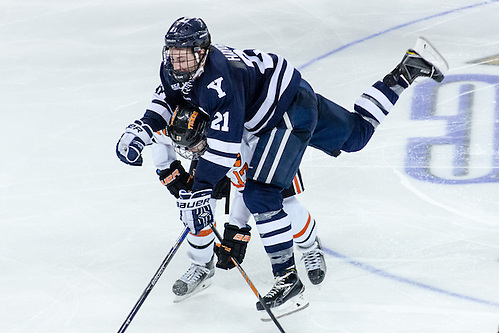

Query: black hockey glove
[[157, 160, 193, 198], [211, 176, 231, 200], [214, 223, 251, 270]]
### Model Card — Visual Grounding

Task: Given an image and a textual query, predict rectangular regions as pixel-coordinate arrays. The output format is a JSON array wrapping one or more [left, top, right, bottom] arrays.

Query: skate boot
[[299, 237, 327, 285], [172, 258, 214, 302], [256, 266, 309, 321], [384, 37, 448, 87]]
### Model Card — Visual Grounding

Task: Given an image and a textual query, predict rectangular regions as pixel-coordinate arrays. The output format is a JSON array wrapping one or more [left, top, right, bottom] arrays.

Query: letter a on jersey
[[207, 77, 226, 98]]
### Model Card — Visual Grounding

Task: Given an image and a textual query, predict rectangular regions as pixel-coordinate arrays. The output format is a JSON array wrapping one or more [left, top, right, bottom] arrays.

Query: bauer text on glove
[[177, 189, 214, 235], [157, 160, 193, 198], [215, 223, 251, 270]]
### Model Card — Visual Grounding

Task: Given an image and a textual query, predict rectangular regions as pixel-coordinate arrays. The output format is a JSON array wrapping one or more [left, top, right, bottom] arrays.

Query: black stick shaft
[[117, 227, 190, 333]]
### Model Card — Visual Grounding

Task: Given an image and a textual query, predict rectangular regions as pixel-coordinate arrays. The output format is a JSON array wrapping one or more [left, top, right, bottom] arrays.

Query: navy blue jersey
[[156, 44, 301, 191]]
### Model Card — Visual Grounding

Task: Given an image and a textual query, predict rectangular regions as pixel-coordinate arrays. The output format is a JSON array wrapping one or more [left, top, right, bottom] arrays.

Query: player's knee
[[342, 116, 376, 152], [243, 180, 283, 214]]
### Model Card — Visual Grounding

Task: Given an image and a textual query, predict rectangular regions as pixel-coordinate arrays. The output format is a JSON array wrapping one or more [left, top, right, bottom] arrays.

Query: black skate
[[256, 267, 309, 321], [299, 237, 327, 285], [384, 36, 448, 87], [172, 258, 214, 302]]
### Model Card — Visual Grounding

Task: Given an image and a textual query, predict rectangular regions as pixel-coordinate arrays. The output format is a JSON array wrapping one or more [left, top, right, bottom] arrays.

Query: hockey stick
[[210, 224, 286, 333], [117, 226, 190, 333]]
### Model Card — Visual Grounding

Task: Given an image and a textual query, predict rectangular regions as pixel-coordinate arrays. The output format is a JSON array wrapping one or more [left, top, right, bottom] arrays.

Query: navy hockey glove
[[177, 189, 213, 235], [116, 120, 153, 166], [157, 160, 193, 198], [214, 223, 251, 270]]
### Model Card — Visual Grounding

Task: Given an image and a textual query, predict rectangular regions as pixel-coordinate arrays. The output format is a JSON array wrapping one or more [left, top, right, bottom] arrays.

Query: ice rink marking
[[298, 0, 499, 71]]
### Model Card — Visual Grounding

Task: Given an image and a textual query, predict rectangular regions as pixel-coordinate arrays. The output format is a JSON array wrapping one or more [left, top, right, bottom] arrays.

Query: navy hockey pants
[[246, 78, 375, 200]]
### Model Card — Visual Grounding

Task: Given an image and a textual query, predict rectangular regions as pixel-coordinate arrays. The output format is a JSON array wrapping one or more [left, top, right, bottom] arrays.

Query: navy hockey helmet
[[164, 17, 211, 49], [163, 17, 211, 83], [168, 103, 210, 160]]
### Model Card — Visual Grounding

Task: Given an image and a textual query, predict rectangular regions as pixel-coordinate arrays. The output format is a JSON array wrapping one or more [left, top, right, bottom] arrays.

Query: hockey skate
[[384, 36, 449, 87], [172, 258, 214, 302], [256, 266, 309, 321], [299, 237, 327, 285]]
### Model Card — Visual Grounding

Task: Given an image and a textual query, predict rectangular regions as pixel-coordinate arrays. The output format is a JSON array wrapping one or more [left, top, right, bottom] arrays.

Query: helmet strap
[[191, 48, 209, 81]]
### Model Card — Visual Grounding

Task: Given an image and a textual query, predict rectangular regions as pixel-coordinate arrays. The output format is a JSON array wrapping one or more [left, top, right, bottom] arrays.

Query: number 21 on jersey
[[211, 111, 229, 132]]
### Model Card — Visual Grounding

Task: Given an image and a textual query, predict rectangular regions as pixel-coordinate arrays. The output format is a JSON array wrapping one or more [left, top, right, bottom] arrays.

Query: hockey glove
[[157, 160, 193, 198], [214, 223, 251, 270], [211, 176, 231, 200], [177, 189, 214, 235], [116, 120, 153, 166]]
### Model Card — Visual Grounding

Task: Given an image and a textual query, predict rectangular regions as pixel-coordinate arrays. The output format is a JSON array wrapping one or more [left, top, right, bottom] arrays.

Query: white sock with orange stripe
[[283, 197, 318, 249], [186, 224, 215, 265]]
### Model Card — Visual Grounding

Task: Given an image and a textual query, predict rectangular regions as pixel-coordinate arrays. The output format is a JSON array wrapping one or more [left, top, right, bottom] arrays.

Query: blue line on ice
[[298, 0, 499, 71]]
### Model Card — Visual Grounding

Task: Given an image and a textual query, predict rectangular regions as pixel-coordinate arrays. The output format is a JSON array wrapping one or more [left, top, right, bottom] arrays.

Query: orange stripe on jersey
[[190, 222, 216, 237], [293, 213, 311, 238]]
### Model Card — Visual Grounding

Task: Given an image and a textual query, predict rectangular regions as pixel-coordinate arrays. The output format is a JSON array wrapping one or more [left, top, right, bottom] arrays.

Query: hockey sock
[[353, 80, 403, 128], [186, 225, 215, 265], [283, 196, 318, 249], [254, 209, 295, 275]]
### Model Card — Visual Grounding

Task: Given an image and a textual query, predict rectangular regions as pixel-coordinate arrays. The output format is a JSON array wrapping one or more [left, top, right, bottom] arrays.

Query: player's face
[[169, 48, 200, 74]]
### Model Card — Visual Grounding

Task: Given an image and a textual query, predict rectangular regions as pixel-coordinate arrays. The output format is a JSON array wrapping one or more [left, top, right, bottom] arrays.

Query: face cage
[[162, 46, 203, 83], [172, 140, 207, 160]]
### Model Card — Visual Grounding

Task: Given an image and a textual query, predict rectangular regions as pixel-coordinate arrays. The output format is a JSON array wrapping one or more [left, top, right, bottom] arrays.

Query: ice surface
[[1, 0, 499, 332]]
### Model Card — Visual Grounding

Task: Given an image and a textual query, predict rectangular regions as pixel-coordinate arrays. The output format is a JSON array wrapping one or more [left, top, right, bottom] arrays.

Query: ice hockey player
[[116, 17, 447, 317], [149, 102, 326, 307]]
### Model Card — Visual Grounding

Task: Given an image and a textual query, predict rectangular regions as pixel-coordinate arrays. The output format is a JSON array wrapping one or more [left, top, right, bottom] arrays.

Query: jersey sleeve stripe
[[152, 98, 171, 110], [146, 98, 173, 123], [206, 137, 240, 155], [202, 151, 237, 168], [206, 147, 238, 159]]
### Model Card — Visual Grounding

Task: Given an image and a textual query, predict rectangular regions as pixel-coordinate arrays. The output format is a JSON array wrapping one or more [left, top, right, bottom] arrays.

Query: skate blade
[[259, 293, 309, 322], [413, 36, 449, 82], [173, 279, 212, 303]]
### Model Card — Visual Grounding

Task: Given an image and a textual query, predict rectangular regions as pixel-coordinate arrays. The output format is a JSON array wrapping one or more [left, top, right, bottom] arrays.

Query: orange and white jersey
[[226, 131, 256, 190], [151, 129, 177, 170]]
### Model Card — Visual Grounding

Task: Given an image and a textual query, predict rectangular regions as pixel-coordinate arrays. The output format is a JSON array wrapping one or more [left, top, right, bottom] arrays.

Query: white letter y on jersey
[[207, 77, 226, 98]]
